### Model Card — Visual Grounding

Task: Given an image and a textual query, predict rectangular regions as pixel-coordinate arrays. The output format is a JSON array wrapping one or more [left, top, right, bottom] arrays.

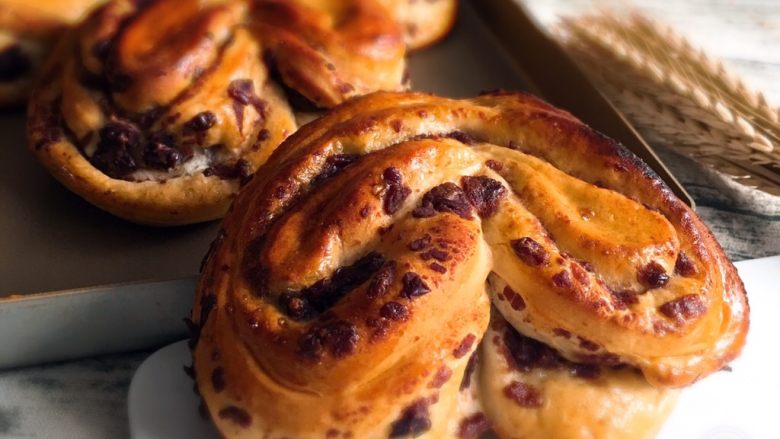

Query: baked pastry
[[379, 0, 457, 50], [0, 0, 104, 106], [191, 91, 748, 438], [27, 0, 453, 225], [0, 0, 455, 108], [479, 312, 679, 439]]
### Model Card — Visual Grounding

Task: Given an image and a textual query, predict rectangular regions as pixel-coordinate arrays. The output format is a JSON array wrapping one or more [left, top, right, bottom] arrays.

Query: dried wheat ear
[[557, 11, 780, 196]]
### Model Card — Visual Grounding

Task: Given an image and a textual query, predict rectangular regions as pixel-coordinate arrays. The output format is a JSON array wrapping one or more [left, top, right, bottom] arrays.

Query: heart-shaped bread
[[191, 91, 748, 438]]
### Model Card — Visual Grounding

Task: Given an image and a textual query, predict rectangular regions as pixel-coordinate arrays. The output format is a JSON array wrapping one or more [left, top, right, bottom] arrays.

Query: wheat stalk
[[556, 12, 780, 195]]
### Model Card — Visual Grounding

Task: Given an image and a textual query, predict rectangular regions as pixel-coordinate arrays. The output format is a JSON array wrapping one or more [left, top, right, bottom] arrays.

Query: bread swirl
[[480, 312, 678, 439], [191, 91, 748, 437], [27, 0, 452, 225]]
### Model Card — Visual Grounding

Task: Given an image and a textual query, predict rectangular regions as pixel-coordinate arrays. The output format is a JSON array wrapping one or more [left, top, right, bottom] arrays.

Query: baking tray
[[0, 0, 692, 369]]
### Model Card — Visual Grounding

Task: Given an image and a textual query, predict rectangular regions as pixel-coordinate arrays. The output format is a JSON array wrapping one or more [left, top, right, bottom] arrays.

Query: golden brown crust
[[26, 0, 433, 225], [0, 0, 104, 106], [192, 91, 748, 437], [251, 0, 406, 108], [481, 313, 679, 439], [377, 0, 457, 50]]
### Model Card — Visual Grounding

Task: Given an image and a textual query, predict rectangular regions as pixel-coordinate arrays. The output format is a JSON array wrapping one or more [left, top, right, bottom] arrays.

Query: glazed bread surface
[[191, 91, 748, 438], [27, 0, 429, 225], [377, 0, 457, 50]]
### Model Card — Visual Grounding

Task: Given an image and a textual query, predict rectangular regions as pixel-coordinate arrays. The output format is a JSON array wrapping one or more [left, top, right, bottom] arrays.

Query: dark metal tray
[[0, 0, 690, 369]]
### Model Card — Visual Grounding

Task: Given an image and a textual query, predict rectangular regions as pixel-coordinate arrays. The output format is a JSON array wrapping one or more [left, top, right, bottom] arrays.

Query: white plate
[[128, 256, 780, 439]]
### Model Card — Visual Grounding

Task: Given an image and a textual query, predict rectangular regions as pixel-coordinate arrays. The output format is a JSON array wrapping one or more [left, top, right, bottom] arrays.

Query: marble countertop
[[2, 1, 779, 438]]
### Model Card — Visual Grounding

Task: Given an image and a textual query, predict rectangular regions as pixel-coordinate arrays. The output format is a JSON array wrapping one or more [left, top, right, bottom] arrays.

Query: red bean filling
[[390, 399, 432, 437], [460, 351, 479, 390], [383, 167, 412, 215], [454, 334, 477, 358], [511, 237, 549, 267], [578, 337, 600, 351], [429, 262, 447, 273], [280, 252, 386, 320], [254, 128, 270, 144], [578, 259, 596, 272], [380, 301, 409, 321], [579, 352, 622, 367], [367, 261, 397, 299], [502, 325, 605, 379], [571, 262, 590, 284], [203, 159, 252, 183], [79, 45, 258, 179], [570, 363, 601, 379], [144, 131, 186, 170], [366, 316, 390, 342], [412, 182, 473, 219], [638, 261, 670, 289], [502, 286, 526, 311], [502, 327, 564, 371], [90, 121, 141, 178], [659, 294, 706, 323], [408, 234, 432, 251], [312, 154, 360, 186], [184, 111, 217, 132], [458, 413, 491, 439], [227, 78, 267, 129], [211, 367, 225, 392], [504, 381, 542, 408], [610, 289, 639, 309], [218, 406, 252, 428], [420, 248, 449, 261], [552, 270, 573, 289], [675, 252, 698, 276], [461, 175, 507, 218], [298, 320, 360, 359], [445, 130, 478, 145], [429, 366, 453, 388], [485, 159, 503, 171], [400, 272, 430, 299]]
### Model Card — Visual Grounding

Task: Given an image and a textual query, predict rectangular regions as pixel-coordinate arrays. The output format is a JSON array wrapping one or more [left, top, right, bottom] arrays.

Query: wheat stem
[[557, 12, 780, 195]]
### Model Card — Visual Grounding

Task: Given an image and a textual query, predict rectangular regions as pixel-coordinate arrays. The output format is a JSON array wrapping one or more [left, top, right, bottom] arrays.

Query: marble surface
[[2, 1, 779, 438], [0, 352, 146, 438]]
